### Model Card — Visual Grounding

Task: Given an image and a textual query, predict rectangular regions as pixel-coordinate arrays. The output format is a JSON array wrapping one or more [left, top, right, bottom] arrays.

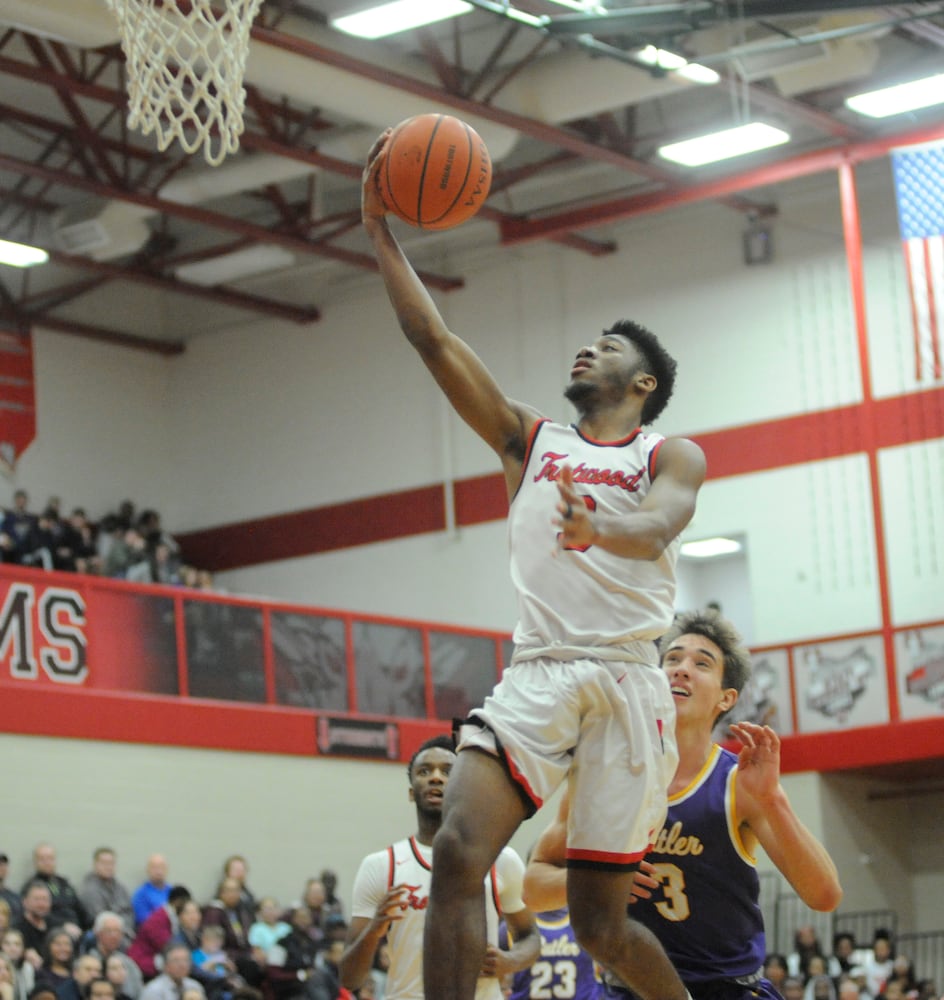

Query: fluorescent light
[[634, 45, 720, 86], [0, 239, 48, 267], [331, 0, 472, 39], [658, 122, 790, 167], [845, 73, 944, 118], [680, 537, 743, 559], [174, 246, 295, 287]]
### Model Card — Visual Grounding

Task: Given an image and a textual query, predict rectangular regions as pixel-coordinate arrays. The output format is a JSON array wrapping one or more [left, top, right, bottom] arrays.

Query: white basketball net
[[104, 0, 264, 166]]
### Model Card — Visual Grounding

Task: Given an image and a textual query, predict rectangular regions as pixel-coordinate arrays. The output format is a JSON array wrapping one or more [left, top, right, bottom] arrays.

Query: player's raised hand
[[362, 129, 392, 222], [730, 721, 782, 803]]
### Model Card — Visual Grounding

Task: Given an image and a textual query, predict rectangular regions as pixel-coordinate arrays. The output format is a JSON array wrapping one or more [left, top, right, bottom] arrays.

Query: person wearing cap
[[0, 858, 21, 927]]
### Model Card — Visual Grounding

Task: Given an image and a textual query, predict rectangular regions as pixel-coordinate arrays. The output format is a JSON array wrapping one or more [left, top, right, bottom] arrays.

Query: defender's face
[[662, 633, 736, 727], [409, 747, 455, 815]]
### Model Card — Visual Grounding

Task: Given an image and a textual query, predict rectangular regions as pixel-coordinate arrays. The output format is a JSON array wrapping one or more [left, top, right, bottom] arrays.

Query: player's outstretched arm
[[732, 722, 842, 912], [362, 132, 539, 469], [340, 884, 407, 990], [555, 437, 706, 558]]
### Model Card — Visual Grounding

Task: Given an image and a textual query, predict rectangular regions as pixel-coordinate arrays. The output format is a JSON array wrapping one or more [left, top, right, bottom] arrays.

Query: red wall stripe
[[176, 386, 944, 572]]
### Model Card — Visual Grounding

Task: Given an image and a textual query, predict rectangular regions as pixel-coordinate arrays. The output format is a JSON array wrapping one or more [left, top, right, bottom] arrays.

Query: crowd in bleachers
[[0, 845, 384, 1000], [0, 490, 213, 591], [762, 926, 939, 1000], [2, 844, 940, 1000]]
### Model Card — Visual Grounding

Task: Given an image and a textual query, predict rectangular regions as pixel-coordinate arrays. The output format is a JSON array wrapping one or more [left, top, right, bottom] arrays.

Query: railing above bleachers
[[2, 564, 944, 771]]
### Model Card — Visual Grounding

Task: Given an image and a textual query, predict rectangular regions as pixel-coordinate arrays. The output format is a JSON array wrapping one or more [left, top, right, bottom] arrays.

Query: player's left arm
[[481, 907, 540, 981], [555, 437, 706, 558], [732, 721, 843, 912], [481, 849, 541, 980]]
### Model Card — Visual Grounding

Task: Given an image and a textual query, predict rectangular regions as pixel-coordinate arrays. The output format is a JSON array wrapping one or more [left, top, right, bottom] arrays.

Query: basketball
[[378, 114, 492, 231]]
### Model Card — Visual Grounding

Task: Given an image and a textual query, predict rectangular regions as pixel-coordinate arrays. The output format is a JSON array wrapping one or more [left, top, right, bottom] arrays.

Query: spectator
[[220, 861, 255, 921], [15, 883, 56, 966], [132, 860, 170, 929], [849, 967, 875, 1000], [88, 980, 118, 1000], [104, 528, 149, 582], [317, 876, 342, 929], [789, 926, 827, 982], [191, 925, 238, 1000], [2, 931, 34, 1000], [128, 888, 192, 981], [20, 509, 58, 571], [0, 490, 37, 564], [267, 907, 319, 1000], [293, 884, 325, 947], [305, 939, 345, 1000], [20, 846, 87, 937], [784, 979, 806, 1000], [83, 914, 141, 1000], [0, 856, 22, 925], [79, 854, 133, 935], [247, 900, 289, 958], [806, 976, 838, 1000], [888, 956, 917, 995], [0, 904, 10, 941], [34, 930, 73, 992], [139, 945, 201, 1000], [0, 954, 16, 1000], [201, 881, 261, 986], [861, 931, 895, 998], [104, 956, 135, 1000], [57, 510, 100, 575], [765, 954, 790, 994], [830, 934, 858, 981], [54, 955, 101, 1000], [838, 976, 862, 1000]]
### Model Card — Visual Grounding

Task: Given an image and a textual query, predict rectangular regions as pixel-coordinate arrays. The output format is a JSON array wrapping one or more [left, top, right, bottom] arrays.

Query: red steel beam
[[0, 150, 462, 292], [500, 119, 944, 244], [31, 314, 184, 355], [41, 247, 321, 325]]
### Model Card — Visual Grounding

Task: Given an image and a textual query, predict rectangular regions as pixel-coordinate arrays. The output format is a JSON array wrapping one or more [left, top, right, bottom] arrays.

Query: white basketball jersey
[[508, 420, 679, 654], [350, 838, 527, 1000]]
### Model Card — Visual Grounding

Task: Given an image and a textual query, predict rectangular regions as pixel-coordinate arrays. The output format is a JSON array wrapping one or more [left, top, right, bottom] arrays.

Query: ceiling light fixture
[[174, 246, 295, 287], [845, 73, 944, 118], [331, 0, 473, 39], [658, 122, 790, 167], [680, 537, 743, 559], [0, 239, 48, 268], [634, 45, 720, 85]]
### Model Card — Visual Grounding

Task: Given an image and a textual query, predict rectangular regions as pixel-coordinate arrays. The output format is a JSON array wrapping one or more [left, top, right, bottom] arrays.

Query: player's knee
[[569, 907, 615, 962], [432, 823, 490, 889]]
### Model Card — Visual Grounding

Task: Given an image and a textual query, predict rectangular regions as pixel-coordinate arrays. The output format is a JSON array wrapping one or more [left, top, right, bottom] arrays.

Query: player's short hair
[[659, 609, 752, 695], [603, 319, 678, 425], [406, 734, 454, 781]]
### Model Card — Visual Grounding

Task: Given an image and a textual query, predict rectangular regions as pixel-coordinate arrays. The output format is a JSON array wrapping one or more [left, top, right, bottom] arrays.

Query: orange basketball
[[378, 114, 492, 231]]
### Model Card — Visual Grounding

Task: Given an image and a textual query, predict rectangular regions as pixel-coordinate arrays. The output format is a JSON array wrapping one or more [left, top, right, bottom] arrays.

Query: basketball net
[[104, 0, 263, 166]]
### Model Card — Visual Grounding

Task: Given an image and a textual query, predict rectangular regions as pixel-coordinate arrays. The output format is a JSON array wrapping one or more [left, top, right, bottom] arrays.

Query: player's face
[[409, 747, 455, 816], [662, 633, 736, 729], [564, 335, 646, 406]]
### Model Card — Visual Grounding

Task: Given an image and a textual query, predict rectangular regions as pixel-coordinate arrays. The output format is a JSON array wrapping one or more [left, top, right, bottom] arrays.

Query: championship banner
[[891, 142, 944, 382], [0, 328, 37, 477]]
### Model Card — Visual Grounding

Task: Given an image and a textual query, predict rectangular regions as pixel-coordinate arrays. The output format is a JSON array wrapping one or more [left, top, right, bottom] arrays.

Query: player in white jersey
[[340, 737, 539, 1000], [362, 133, 706, 1000]]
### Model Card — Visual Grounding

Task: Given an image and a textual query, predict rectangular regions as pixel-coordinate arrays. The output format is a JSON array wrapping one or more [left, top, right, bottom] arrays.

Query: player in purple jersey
[[524, 610, 842, 1000], [502, 908, 602, 1000]]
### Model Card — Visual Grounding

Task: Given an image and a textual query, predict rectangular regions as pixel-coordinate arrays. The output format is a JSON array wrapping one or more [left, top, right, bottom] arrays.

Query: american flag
[[891, 142, 944, 382]]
